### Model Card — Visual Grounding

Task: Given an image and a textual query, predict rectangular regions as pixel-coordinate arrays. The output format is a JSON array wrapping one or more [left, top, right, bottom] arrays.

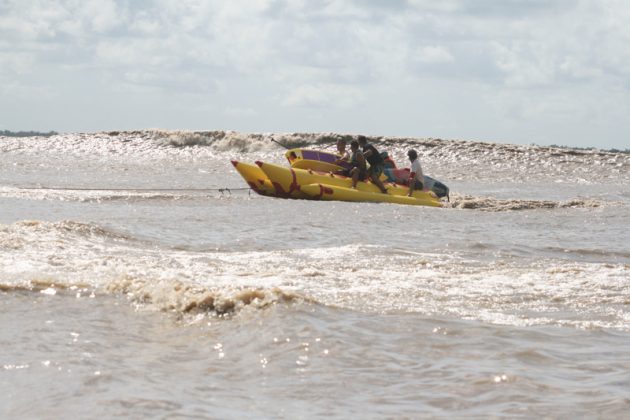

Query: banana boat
[[285, 148, 448, 199], [255, 161, 442, 206], [230, 160, 277, 197], [300, 183, 442, 207], [285, 148, 351, 172]]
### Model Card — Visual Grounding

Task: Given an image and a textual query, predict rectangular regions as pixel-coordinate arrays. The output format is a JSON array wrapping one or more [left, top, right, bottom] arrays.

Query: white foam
[[0, 186, 226, 203], [1, 220, 628, 329]]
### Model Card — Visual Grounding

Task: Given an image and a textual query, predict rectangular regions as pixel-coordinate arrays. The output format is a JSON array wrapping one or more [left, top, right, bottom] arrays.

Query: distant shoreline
[[1, 130, 58, 138], [543, 143, 629, 154]]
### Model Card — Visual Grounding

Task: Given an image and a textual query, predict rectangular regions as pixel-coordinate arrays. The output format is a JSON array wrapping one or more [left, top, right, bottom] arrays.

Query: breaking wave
[[3, 130, 628, 174], [0, 278, 302, 319], [106, 277, 302, 317], [0, 220, 306, 319], [1, 220, 628, 329], [448, 194, 606, 211], [0, 220, 133, 248]]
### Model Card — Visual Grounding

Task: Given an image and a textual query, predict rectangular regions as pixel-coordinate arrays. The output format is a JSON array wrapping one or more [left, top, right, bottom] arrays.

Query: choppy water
[[1, 131, 629, 418]]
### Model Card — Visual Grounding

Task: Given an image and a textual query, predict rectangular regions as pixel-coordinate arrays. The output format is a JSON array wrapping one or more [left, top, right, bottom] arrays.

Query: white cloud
[[224, 107, 258, 118], [76, 0, 122, 33], [492, 41, 556, 88], [281, 83, 364, 109], [415, 46, 454, 64]]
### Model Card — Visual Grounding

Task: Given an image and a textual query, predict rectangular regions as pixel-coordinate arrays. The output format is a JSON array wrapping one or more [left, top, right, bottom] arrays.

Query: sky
[[1, 0, 629, 149]]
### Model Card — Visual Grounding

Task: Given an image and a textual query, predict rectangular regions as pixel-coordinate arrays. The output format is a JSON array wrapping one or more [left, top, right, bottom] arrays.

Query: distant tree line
[[548, 144, 629, 154], [0, 130, 58, 137]]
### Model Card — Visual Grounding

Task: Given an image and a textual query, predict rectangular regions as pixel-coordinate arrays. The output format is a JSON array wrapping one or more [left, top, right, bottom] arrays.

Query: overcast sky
[[1, 0, 629, 148]]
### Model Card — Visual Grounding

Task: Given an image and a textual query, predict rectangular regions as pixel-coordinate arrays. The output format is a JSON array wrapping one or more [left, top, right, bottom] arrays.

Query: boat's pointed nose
[[255, 161, 263, 167], [231, 160, 238, 167]]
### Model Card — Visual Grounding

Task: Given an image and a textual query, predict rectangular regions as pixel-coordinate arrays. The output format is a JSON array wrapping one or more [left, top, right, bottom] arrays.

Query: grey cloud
[[450, 0, 575, 17], [349, 0, 410, 12]]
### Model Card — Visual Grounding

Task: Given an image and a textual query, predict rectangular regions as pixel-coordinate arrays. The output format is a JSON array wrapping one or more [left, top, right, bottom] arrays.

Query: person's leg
[[371, 174, 387, 193], [351, 168, 359, 188], [370, 166, 388, 193]]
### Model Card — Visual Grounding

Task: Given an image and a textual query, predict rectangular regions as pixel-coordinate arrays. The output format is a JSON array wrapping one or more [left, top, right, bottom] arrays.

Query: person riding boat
[[357, 136, 388, 194], [334, 139, 350, 165], [343, 140, 368, 188], [406, 149, 424, 197]]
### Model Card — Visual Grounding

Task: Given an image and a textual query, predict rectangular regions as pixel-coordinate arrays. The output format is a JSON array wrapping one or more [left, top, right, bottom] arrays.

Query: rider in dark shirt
[[357, 136, 388, 193]]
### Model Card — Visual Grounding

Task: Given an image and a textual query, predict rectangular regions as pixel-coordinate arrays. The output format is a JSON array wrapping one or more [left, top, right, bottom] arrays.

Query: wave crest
[[448, 195, 604, 211], [150, 130, 356, 153], [0, 220, 133, 252], [21, 219, 130, 239], [106, 276, 301, 317], [3, 130, 628, 184]]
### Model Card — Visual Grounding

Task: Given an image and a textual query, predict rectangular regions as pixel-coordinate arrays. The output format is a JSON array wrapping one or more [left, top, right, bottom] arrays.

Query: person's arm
[[357, 152, 366, 171], [334, 151, 349, 164]]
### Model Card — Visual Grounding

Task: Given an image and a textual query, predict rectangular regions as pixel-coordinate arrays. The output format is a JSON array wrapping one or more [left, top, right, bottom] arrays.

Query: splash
[[106, 276, 301, 317], [447, 194, 605, 211], [0, 186, 238, 203]]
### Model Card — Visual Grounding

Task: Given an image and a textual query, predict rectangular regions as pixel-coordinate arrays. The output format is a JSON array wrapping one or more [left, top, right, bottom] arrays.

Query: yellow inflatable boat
[[300, 183, 442, 207], [255, 161, 442, 207], [285, 148, 351, 172], [230, 160, 277, 197]]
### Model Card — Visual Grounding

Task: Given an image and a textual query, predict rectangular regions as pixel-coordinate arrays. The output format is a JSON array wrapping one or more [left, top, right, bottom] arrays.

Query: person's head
[[357, 135, 368, 146], [350, 140, 359, 151], [407, 149, 418, 161], [336, 139, 346, 151]]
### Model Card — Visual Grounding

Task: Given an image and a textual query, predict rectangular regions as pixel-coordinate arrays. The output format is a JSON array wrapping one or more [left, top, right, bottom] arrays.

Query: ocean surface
[[1, 130, 629, 418]]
